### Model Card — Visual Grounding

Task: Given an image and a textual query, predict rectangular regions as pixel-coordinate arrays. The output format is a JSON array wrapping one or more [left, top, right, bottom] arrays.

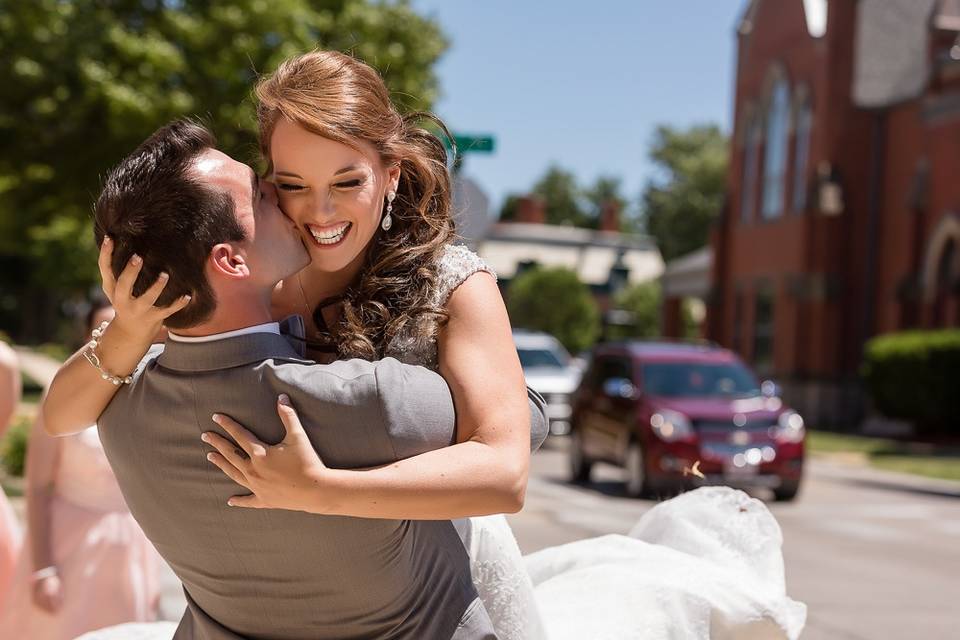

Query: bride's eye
[[334, 179, 364, 189], [277, 184, 305, 192]]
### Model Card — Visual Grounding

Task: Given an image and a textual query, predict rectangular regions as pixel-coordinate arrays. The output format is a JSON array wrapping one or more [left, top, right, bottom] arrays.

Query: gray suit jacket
[[99, 329, 548, 640]]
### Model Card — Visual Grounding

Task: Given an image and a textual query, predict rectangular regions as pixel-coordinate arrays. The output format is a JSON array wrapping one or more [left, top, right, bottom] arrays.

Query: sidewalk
[[808, 454, 960, 498], [13, 347, 61, 388]]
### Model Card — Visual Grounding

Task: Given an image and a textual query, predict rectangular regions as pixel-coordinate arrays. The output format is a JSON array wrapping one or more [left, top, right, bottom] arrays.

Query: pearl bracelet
[[82, 320, 134, 386], [32, 566, 58, 582]]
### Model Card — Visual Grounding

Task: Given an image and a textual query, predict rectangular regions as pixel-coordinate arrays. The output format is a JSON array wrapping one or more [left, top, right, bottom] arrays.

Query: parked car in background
[[569, 340, 805, 501], [514, 330, 583, 436]]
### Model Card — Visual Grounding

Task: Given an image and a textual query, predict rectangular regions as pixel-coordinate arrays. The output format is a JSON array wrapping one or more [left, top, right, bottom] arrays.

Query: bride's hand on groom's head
[[201, 394, 334, 514], [98, 236, 192, 342]]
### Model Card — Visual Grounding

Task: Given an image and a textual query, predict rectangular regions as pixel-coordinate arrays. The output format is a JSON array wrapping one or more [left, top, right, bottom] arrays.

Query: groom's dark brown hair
[[94, 119, 247, 329]]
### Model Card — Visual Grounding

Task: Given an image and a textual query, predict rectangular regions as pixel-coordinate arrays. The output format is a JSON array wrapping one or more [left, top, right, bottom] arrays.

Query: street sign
[[445, 134, 495, 154]]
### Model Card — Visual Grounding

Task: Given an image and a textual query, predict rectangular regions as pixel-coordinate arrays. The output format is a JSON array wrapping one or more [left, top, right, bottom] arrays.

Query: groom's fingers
[[210, 414, 266, 459], [205, 452, 251, 490]]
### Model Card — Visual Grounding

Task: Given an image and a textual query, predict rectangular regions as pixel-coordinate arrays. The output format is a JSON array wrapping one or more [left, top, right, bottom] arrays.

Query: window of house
[[740, 119, 761, 223], [752, 286, 775, 371], [792, 101, 812, 212], [762, 79, 790, 219]]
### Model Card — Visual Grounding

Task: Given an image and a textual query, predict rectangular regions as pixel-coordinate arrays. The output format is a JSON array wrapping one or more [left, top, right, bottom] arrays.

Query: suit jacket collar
[[157, 315, 312, 373]]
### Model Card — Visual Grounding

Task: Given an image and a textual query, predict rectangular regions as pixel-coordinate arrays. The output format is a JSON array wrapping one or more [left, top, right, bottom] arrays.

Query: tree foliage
[[506, 267, 599, 353], [609, 281, 661, 339], [499, 166, 630, 231], [0, 0, 447, 338], [639, 124, 727, 262]]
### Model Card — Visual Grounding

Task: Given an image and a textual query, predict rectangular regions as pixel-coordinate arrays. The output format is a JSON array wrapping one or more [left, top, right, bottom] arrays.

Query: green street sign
[[445, 134, 495, 154]]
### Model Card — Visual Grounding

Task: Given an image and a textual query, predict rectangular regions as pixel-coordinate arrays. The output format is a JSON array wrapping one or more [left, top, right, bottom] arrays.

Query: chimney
[[515, 195, 546, 224], [599, 199, 621, 232]]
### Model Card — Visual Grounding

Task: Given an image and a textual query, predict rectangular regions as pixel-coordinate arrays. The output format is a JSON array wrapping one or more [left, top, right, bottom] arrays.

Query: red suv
[[569, 341, 804, 501]]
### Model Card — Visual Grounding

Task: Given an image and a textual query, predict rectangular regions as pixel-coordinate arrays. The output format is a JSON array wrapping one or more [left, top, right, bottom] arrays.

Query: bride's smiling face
[[269, 118, 400, 275]]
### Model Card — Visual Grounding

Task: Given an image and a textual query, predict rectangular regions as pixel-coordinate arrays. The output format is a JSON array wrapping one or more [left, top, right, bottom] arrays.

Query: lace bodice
[[384, 243, 496, 370]]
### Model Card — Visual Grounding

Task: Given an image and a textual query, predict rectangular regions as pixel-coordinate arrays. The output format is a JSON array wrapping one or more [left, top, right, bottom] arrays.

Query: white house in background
[[473, 197, 664, 312]]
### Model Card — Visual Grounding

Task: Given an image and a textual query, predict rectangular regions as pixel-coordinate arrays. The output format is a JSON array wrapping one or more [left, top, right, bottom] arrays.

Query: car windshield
[[518, 348, 567, 369], [640, 362, 761, 398]]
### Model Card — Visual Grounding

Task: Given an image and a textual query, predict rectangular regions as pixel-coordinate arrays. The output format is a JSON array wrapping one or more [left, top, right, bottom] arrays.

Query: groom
[[93, 120, 541, 639]]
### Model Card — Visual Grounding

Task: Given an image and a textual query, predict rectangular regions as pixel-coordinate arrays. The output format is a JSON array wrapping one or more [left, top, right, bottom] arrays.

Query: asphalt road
[[151, 437, 960, 639], [507, 438, 960, 640]]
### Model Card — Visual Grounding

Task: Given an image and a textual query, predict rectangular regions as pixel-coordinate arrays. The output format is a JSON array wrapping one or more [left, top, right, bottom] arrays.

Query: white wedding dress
[[80, 245, 806, 640], [384, 245, 806, 640]]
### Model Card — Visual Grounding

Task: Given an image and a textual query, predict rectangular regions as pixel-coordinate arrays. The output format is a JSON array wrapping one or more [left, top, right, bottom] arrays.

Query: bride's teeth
[[309, 223, 350, 245]]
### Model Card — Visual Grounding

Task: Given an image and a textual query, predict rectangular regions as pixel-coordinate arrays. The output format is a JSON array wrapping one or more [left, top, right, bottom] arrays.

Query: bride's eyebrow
[[275, 171, 304, 180], [333, 164, 361, 176]]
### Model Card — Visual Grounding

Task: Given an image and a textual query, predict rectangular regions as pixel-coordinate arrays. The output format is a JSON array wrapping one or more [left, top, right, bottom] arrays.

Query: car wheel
[[624, 442, 649, 498], [773, 480, 800, 502], [569, 429, 593, 483]]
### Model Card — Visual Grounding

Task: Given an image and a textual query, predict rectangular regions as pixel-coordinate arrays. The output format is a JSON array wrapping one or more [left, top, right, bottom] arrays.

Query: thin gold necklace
[[296, 272, 313, 332]]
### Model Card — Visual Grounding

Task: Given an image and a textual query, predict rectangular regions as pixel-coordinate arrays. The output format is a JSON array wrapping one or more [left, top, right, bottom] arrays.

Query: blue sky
[[410, 0, 745, 213]]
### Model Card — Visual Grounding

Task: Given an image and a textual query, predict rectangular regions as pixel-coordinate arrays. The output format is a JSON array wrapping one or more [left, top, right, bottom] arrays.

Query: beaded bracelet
[[82, 321, 134, 386]]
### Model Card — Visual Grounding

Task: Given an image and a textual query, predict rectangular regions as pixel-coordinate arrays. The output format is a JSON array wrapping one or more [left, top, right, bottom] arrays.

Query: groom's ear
[[209, 243, 250, 280]]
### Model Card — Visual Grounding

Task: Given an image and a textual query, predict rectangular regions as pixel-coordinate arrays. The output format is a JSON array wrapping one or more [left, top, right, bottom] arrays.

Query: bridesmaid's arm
[[0, 342, 20, 438], [206, 271, 533, 519], [25, 404, 64, 611], [43, 239, 189, 436]]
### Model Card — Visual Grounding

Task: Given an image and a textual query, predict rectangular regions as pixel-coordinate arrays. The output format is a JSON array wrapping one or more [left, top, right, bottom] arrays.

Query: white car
[[513, 330, 583, 435]]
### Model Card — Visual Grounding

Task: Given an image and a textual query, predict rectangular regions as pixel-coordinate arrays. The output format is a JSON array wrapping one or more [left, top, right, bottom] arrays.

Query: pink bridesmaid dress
[[0, 426, 161, 639], [0, 485, 21, 609]]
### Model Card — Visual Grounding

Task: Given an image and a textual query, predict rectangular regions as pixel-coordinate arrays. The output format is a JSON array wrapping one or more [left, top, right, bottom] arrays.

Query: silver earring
[[382, 191, 396, 231]]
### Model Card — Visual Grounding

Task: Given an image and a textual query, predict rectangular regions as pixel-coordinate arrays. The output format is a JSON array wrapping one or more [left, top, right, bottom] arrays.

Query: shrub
[[506, 267, 600, 354], [861, 329, 960, 435], [1, 415, 31, 477]]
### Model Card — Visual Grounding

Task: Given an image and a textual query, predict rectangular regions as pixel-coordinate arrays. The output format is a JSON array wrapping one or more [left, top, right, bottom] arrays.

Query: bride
[[48, 50, 805, 639]]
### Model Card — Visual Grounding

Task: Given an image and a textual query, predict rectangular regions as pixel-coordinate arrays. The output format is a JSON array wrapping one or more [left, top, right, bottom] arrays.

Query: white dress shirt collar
[[168, 322, 280, 343]]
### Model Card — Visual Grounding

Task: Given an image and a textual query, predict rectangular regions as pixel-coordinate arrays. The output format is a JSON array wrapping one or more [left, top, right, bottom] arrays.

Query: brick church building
[[706, 0, 960, 427]]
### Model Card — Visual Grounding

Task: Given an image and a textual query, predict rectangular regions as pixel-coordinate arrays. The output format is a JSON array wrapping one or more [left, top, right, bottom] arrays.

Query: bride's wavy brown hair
[[255, 50, 455, 359]]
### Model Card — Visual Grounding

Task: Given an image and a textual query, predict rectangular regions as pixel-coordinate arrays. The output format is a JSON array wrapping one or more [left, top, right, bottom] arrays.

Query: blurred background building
[[706, 0, 960, 428]]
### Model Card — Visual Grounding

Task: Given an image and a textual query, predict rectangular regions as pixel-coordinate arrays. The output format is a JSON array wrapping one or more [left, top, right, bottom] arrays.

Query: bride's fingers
[[114, 253, 144, 302], [157, 293, 192, 319], [98, 237, 117, 302], [205, 452, 252, 490], [136, 271, 170, 309], [208, 415, 266, 459], [276, 395, 308, 443], [202, 431, 252, 471], [226, 494, 266, 509]]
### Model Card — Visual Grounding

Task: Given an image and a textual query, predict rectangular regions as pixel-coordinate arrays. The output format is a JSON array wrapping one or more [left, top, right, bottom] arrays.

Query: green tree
[[639, 124, 727, 261], [506, 267, 600, 353], [609, 281, 661, 339], [0, 0, 447, 340], [532, 166, 591, 227]]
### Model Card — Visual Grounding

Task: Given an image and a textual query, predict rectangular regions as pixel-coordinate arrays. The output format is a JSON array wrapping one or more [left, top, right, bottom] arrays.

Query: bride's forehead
[[271, 120, 377, 168]]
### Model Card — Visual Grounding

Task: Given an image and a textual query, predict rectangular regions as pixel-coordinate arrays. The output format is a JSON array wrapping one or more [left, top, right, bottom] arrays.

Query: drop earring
[[381, 191, 396, 231]]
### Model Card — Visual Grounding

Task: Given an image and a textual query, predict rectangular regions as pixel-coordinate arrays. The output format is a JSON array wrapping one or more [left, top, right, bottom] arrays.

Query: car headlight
[[774, 411, 805, 443], [650, 409, 694, 442]]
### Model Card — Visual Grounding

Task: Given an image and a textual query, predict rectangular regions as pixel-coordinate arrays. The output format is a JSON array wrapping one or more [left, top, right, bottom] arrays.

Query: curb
[[809, 456, 960, 498]]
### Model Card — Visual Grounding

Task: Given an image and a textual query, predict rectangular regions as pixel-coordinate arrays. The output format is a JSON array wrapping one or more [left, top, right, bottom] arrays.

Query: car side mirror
[[602, 377, 637, 400]]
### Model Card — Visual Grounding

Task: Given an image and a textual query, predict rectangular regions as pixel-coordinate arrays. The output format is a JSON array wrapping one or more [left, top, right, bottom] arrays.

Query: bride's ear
[[209, 244, 250, 279], [387, 161, 401, 194]]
